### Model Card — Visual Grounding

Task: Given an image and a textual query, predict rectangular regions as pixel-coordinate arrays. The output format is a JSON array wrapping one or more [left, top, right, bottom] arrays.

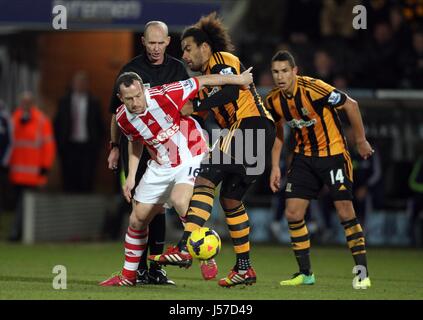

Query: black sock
[[149, 213, 166, 270], [177, 232, 190, 251], [236, 253, 251, 271]]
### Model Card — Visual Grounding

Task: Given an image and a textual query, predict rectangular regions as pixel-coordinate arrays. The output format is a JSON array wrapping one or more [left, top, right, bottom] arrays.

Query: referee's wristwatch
[[109, 141, 120, 150]]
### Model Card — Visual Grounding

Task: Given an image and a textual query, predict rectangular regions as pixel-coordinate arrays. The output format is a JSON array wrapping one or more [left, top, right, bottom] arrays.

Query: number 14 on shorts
[[329, 169, 345, 185]]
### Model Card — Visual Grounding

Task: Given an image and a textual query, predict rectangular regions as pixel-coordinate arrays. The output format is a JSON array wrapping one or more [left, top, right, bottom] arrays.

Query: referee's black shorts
[[284, 152, 353, 201]]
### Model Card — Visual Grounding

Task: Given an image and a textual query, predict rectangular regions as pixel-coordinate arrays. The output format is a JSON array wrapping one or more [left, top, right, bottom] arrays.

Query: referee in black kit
[[107, 20, 195, 285]]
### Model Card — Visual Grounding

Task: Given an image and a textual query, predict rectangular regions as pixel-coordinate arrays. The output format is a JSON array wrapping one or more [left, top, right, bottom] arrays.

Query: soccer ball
[[187, 227, 221, 260]]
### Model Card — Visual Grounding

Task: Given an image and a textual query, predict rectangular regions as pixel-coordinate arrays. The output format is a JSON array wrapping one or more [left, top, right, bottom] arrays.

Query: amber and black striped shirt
[[265, 76, 348, 157], [198, 51, 273, 129]]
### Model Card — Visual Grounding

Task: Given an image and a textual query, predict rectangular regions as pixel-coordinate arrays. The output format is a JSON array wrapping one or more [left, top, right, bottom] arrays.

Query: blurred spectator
[[309, 49, 350, 89], [54, 71, 105, 193], [312, 49, 336, 83], [258, 71, 274, 87], [365, 0, 392, 31], [390, 5, 413, 50], [408, 152, 423, 246], [8, 92, 56, 241], [320, 0, 361, 39], [283, 0, 322, 42], [310, 49, 344, 85], [401, 28, 423, 89], [364, 22, 399, 88], [401, 0, 423, 28], [0, 100, 13, 212]]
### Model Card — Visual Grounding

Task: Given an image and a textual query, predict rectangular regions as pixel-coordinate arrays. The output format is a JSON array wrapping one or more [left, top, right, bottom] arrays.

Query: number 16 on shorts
[[188, 167, 201, 178]]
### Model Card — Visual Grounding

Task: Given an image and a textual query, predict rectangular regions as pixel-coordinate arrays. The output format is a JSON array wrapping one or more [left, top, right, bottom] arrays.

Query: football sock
[[236, 255, 251, 273], [288, 219, 311, 276], [178, 185, 215, 251], [342, 217, 369, 275], [147, 212, 166, 271], [122, 226, 148, 280], [224, 203, 251, 268]]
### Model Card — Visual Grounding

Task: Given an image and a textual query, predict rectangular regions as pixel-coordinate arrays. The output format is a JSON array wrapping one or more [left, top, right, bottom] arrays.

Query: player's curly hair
[[181, 12, 234, 53]]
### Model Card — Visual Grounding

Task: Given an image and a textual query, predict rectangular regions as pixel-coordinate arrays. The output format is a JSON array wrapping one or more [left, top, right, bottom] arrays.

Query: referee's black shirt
[[109, 52, 189, 114]]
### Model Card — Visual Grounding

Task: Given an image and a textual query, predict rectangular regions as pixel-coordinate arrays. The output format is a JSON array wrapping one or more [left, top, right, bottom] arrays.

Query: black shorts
[[284, 152, 353, 201], [199, 117, 275, 200]]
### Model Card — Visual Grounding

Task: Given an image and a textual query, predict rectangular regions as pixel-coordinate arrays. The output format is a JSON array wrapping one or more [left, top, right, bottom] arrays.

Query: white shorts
[[133, 153, 205, 208]]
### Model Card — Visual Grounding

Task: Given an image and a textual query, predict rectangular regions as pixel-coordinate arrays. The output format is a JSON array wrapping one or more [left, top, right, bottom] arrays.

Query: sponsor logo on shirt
[[145, 124, 179, 146], [287, 118, 317, 129]]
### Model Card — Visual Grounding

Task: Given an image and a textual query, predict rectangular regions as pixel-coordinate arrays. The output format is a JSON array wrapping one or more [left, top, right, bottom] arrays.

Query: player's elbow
[[343, 96, 359, 111], [181, 100, 194, 116], [181, 106, 193, 116]]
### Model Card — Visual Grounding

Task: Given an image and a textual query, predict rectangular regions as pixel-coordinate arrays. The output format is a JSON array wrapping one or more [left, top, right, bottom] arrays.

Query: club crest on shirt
[[301, 107, 309, 116], [165, 114, 173, 123]]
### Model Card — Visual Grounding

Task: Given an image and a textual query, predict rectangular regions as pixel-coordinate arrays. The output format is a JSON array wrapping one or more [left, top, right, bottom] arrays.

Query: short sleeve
[[308, 79, 347, 109], [163, 78, 199, 110]]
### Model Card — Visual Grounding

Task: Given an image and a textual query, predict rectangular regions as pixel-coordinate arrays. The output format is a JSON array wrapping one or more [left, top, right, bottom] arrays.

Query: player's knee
[[130, 211, 148, 229], [195, 175, 215, 188], [284, 206, 303, 222], [335, 200, 355, 221], [172, 197, 189, 216], [220, 197, 241, 211]]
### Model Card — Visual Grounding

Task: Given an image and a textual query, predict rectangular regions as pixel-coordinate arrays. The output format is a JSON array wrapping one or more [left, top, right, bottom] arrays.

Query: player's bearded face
[[271, 61, 297, 92], [120, 81, 147, 114], [181, 37, 204, 72]]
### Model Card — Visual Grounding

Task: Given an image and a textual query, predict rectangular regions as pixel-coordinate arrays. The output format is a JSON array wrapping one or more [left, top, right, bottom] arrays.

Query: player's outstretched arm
[[196, 67, 253, 89], [342, 96, 374, 160]]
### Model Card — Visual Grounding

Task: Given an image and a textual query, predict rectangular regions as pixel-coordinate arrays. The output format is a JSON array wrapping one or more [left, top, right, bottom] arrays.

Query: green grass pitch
[[0, 242, 422, 300]]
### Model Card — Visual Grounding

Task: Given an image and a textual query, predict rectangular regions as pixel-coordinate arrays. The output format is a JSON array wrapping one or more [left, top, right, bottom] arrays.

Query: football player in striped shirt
[[266, 50, 373, 288], [149, 12, 275, 288], [100, 69, 253, 286]]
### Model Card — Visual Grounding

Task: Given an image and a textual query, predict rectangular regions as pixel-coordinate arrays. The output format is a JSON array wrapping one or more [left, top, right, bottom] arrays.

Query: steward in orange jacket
[[9, 93, 56, 187]]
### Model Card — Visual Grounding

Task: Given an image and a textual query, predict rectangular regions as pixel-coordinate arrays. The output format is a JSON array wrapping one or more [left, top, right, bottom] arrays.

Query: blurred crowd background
[[0, 0, 422, 247]]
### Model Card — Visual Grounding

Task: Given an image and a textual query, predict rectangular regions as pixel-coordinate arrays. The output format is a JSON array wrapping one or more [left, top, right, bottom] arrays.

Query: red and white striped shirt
[[116, 78, 208, 167]]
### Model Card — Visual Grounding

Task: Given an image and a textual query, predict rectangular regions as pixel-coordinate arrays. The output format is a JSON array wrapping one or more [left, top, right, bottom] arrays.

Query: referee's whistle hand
[[108, 148, 120, 170]]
